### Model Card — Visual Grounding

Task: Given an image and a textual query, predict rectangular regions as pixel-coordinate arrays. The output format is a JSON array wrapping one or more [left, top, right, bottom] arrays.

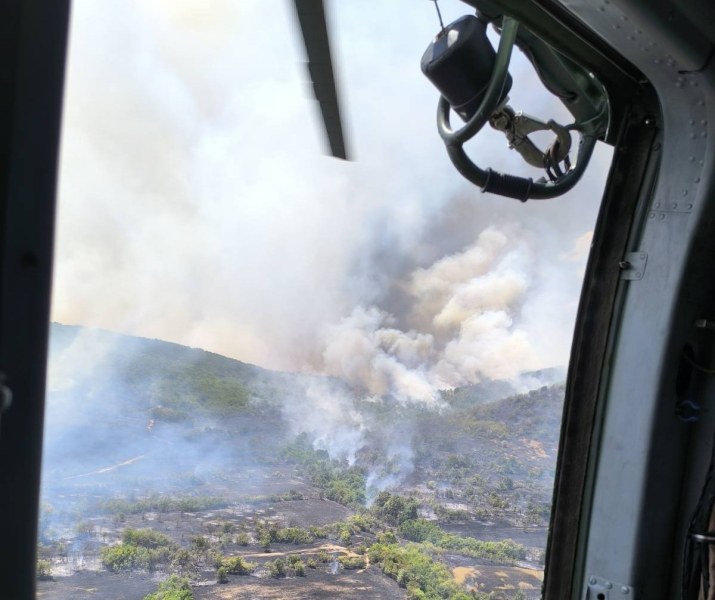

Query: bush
[[170, 550, 193, 573], [143, 575, 193, 600], [101, 544, 141, 572], [259, 532, 271, 552], [371, 493, 419, 526], [100, 495, 228, 515], [219, 555, 256, 575], [398, 519, 526, 563], [377, 531, 398, 544], [190, 536, 210, 552], [102, 528, 182, 572], [217, 566, 228, 584], [273, 527, 314, 545], [236, 532, 250, 546], [220, 521, 234, 534], [282, 436, 367, 507], [36, 559, 52, 581], [368, 542, 464, 599], [268, 558, 286, 578], [123, 529, 175, 549], [339, 556, 366, 570]]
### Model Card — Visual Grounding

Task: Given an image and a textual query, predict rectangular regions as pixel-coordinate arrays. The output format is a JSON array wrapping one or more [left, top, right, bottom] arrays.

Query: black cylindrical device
[[421, 15, 512, 122]]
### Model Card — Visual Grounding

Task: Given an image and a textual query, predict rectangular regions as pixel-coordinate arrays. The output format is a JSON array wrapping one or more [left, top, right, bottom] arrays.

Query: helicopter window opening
[[677, 344, 696, 399], [39, 2, 613, 598]]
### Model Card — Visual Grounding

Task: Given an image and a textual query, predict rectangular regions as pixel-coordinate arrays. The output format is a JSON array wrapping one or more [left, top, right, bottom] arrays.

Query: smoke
[[283, 380, 368, 465], [46, 0, 612, 498], [322, 307, 437, 403], [53, 0, 607, 376], [319, 223, 581, 402]]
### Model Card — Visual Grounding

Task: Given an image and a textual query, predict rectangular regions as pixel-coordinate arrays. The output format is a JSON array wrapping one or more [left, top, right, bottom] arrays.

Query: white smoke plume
[[48, 0, 611, 484], [319, 224, 581, 402], [283, 379, 368, 465]]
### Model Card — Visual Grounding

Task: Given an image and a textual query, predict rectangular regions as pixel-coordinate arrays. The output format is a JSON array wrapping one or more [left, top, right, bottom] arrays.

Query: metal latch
[[587, 575, 635, 599], [619, 251, 648, 280]]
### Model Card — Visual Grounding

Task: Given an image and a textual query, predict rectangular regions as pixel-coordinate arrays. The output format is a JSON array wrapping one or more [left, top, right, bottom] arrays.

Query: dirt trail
[[242, 543, 361, 560]]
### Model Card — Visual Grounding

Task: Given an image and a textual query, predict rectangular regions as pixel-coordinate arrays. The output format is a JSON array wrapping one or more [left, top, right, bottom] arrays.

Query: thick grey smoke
[[49, 0, 610, 482], [320, 223, 592, 403]]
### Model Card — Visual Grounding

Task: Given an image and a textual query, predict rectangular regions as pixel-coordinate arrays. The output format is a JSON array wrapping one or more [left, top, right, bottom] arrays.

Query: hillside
[[39, 323, 564, 599]]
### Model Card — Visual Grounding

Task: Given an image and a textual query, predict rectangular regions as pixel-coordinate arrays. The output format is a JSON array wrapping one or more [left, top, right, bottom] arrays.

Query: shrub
[[221, 521, 234, 534], [371, 493, 419, 526], [170, 550, 193, 573], [99, 495, 228, 515], [398, 519, 526, 563], [190, 536, 210, 552], [339, 556, 366, 570], [102, 529, 182, 573], [377, 531, 397, 545], [75, 521, 95, 537], [236, 532, 250, 546], [273, 527, 314, 545], [36, 559, 52, 581], [368, 542, 464, 599], [143, 575, 193, 600], [259, 532, 271, 552], [217, 566, 228, 584], [101, 544, 141, 572], [123, 529, 175, 549], [219, 555, 256, 575], [281, 437, 367, 507], [268, 558, 286, 578]]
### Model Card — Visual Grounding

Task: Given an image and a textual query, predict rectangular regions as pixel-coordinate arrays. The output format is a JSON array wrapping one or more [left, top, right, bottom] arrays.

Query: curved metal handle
[[434, 15, 599, 201], [446, 133, 597, 201]]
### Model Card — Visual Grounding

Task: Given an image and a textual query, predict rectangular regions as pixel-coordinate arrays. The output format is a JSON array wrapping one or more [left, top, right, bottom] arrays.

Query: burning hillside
[[39, 323, 560, 599]]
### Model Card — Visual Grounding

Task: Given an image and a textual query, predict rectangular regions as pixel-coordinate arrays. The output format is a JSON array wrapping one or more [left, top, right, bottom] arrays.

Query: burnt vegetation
[[38, 324, 560, 599]]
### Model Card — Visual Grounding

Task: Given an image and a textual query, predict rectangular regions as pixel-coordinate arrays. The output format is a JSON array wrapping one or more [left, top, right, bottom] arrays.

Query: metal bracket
[[619, 251, 648, 280], [587, 576, 635, 599]]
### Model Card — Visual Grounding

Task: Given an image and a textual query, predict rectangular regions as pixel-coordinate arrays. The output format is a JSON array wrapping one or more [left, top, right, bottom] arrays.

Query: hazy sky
[[52, 0, 611, 393]]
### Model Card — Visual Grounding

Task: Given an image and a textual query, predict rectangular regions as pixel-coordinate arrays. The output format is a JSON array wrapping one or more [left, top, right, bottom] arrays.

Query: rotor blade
[[293, 0, 349, 160]]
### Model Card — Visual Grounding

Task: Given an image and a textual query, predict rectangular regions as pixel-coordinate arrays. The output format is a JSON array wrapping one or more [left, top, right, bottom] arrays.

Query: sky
[[51, 0, 612, 396]]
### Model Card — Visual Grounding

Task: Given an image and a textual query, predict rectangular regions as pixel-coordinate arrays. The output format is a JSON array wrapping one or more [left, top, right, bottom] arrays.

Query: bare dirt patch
[[195, 568, 405, 600], [37, 571, 158, 600]]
